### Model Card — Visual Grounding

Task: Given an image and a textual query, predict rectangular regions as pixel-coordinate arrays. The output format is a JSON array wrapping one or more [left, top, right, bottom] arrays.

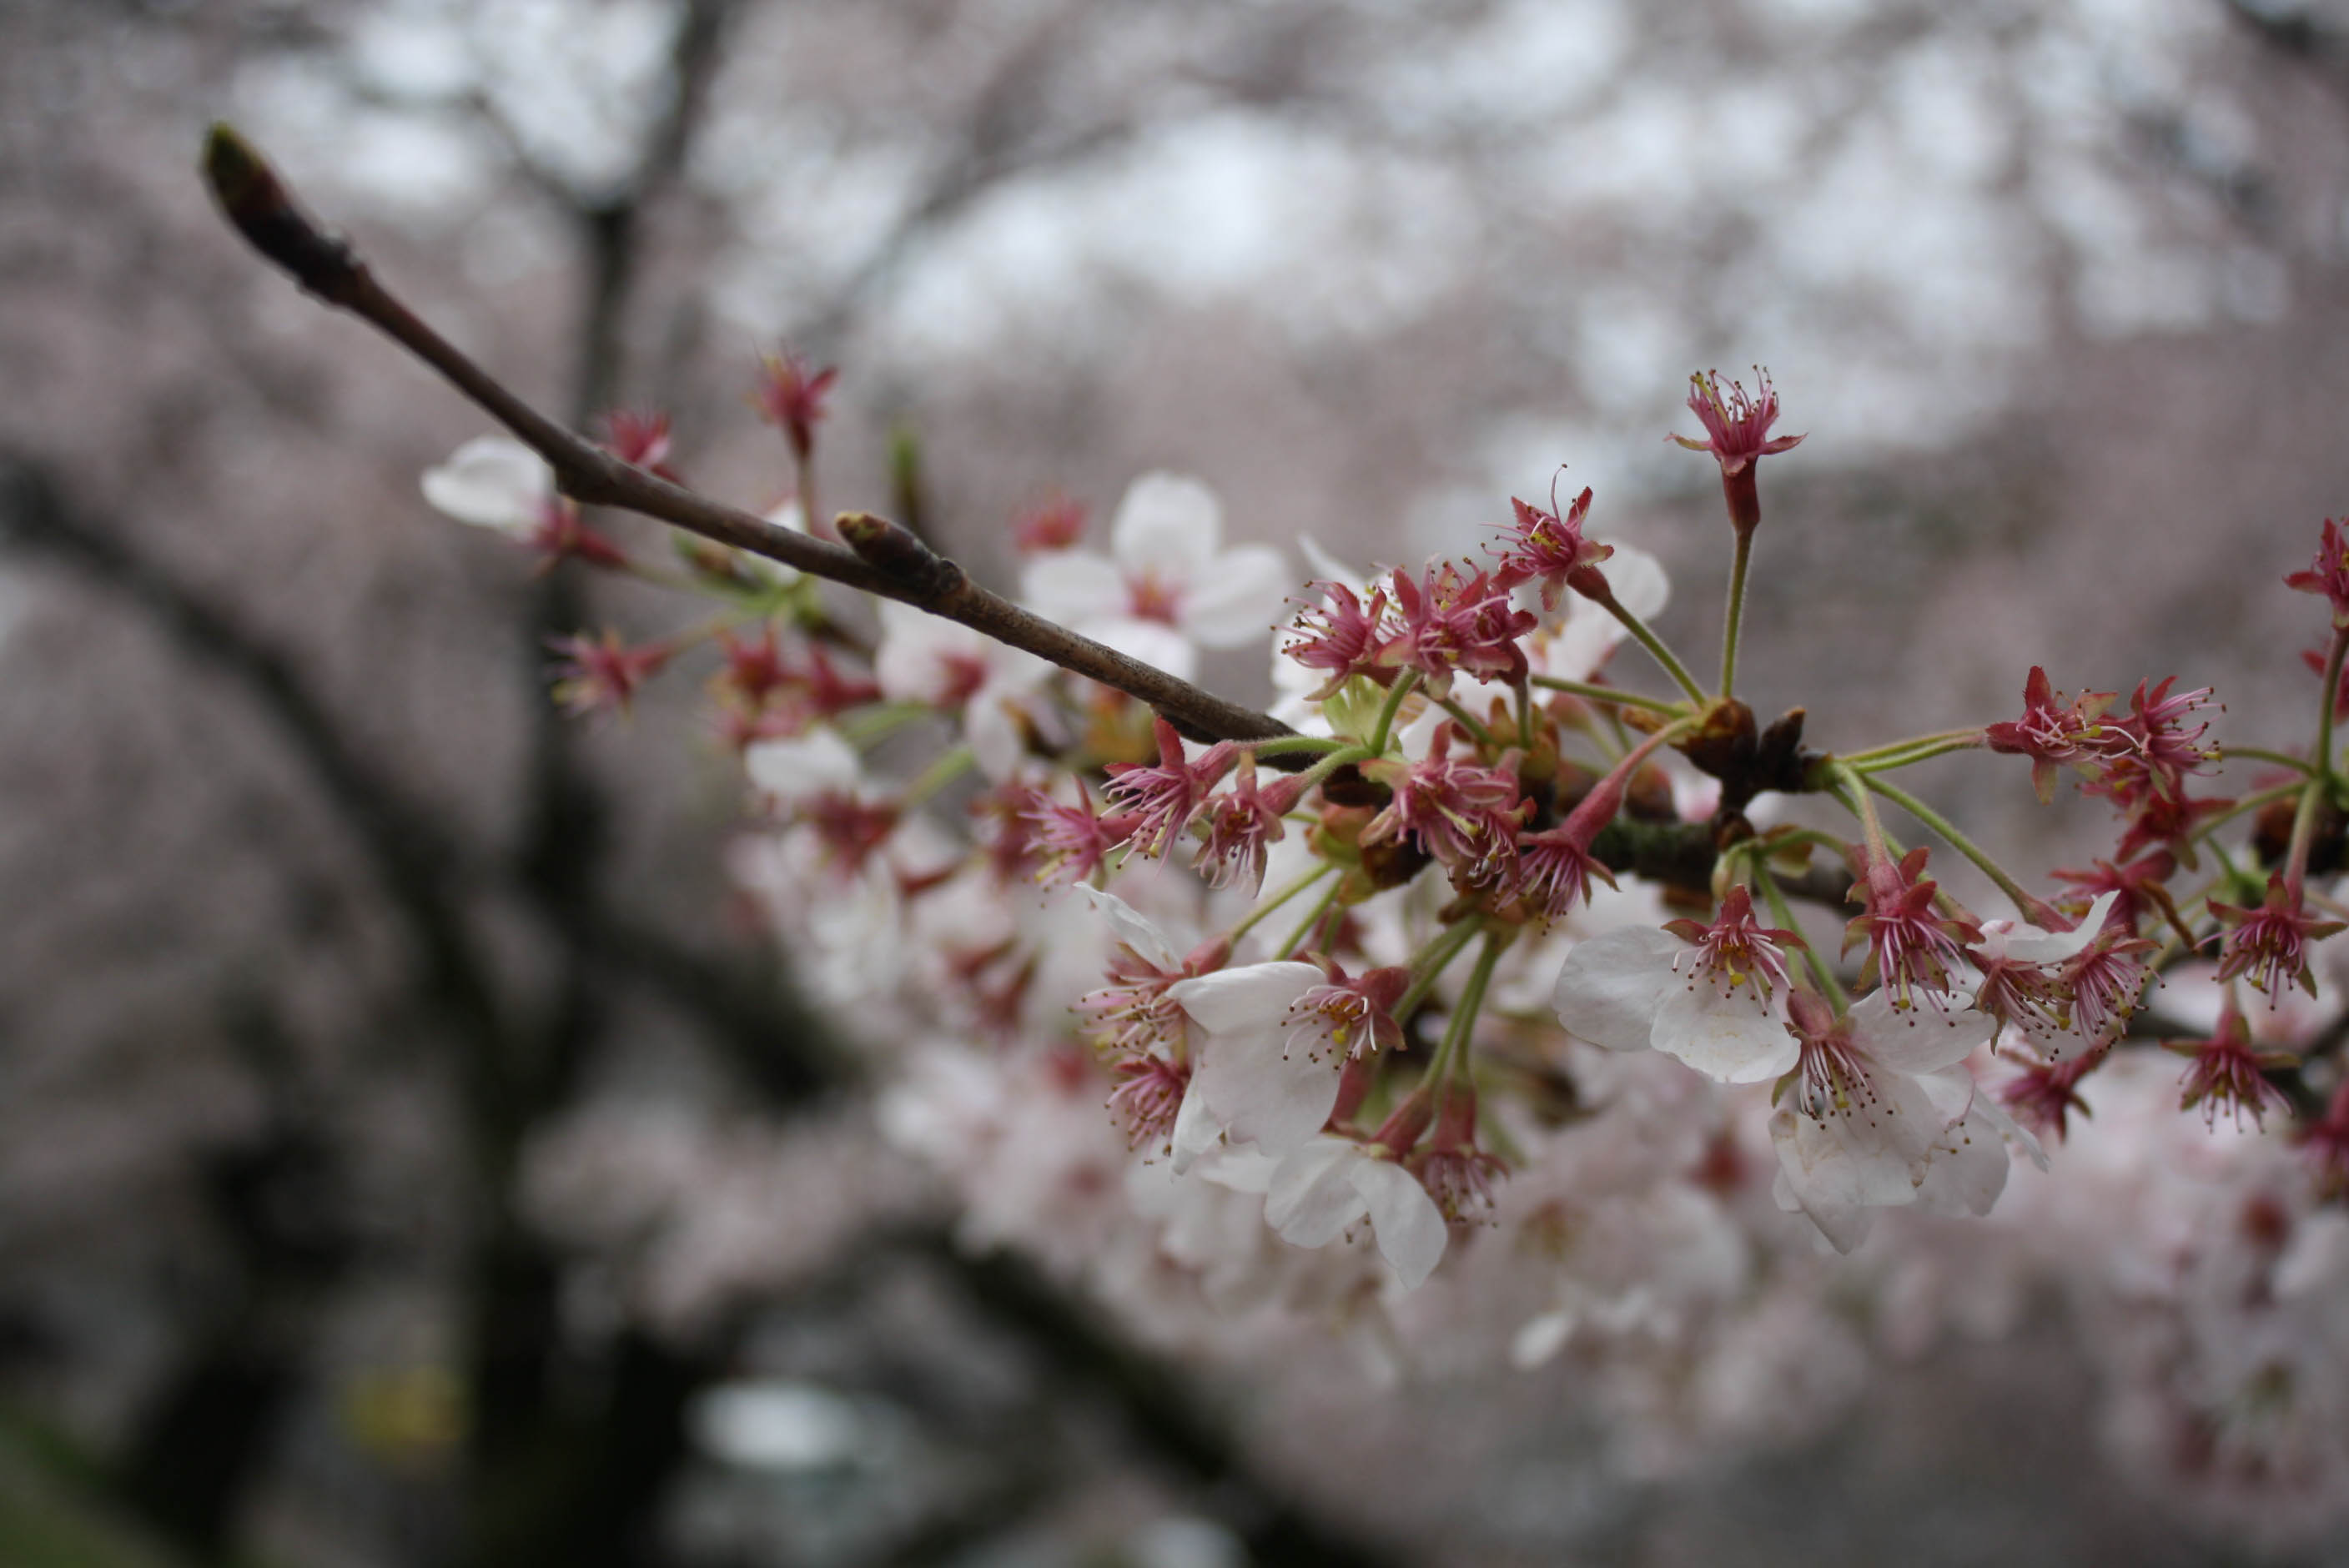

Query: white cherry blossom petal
[[1987, 891, 2120, 965], [1194, 1037, 1341, 1155], [1263, 1136, 1368, 1247], [965, 689, 1029, 782], [1168, 1080, 1220, 1174], [1020, 551, 1126, 626], [1914, 1108, 2013, 1218], [420, 435, 550, 535], [1349, 1156, 1448, 1289], [1968, 1083, 2050, 1170], [1180, 544, 1291, 647], [1110, 472, 1225, 572], [1848, 989, 1994, 1074], [1770, 1108, 1912, 1254], [1169, 962, 1323, 1031], [1075, 887, 1181, 971], [1773, 1160, 1879, 1254], [1913, 1063, 1978, 1126], [745, 728, 862, 804], [1652, 984, 1798, 1083], [1552, 927, 1683, 1052]]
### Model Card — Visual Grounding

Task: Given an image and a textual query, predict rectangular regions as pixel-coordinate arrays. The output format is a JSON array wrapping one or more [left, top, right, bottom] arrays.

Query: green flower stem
[[901, 744, 974, 809], [1838, 728, 1989, 766], [1248, 734, 1350, 758], [1830, 762, 1890, 861], [1719, 525, 1753, 698], [837, 700, 936, 747], [620, 559, 709, 596], [1266, 744, 1374, 811], [1394, 917, 1486, 1021], [1274, 874, 1347, 958], [1436, 697, 1497, 749], [1517, 680, 1535, 749], [1846, 736, 1990, 773], [1753, 858, 1844, 1008], [1859, 770, 2051, 923], [1527, 675, 1683, 716], [1593, 590, 1708, 704], [1366, 671, 1423, 758], [1426, 929, 1506, 1086], [2286, 623, 2349, 888], [2190, 781, 2307, 842], [1226, 862, 1336, 946], [2218, 746, 2315, 776]]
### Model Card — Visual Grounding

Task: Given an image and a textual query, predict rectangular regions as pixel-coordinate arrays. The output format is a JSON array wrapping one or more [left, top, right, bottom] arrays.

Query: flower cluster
[[419, 360, 2349, 1546]]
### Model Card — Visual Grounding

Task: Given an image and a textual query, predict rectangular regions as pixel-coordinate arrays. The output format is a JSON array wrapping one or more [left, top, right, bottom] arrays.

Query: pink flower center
[[1793, 1030, 1892, 1130], [1127, 568, 1184, 625]]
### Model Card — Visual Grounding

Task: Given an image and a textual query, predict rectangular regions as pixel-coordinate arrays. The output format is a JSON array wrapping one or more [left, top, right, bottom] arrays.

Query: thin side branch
[[199, 125, 1293, 750]]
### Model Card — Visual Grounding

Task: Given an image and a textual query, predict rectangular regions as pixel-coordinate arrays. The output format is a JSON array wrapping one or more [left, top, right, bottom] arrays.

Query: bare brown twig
[[199, 124, 1295, 751]]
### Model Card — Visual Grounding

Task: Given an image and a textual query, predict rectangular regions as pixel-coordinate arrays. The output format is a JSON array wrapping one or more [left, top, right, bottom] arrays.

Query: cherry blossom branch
[[197, 125, 1295, 752]]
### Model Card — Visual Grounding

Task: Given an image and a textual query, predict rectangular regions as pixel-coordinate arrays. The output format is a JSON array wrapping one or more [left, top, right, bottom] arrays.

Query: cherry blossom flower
[[1767, 988, 1999, 1252], [2166, 998, 2295, 1130], [744, 729, 901, 877], [1964, 892, 2122, 1050], [1984, 666, 2122, 803], [2210, 872, 2346, 1001], [1070, 887, 1225, 1062], [873, 601, 1050, 781], [1669, 367, 1804, 535], [600, 409, 679, 480], [1359, 726, 1522, 877], [1670, 367, 1805, 477], [2284, 516, 2349, 627], [1552, 887, 1803, 1082], [1103, 717, 1238, 859], [1190, 756, 1305, 892], [1843, 846, 1981, 1009], [1512, 817, 1616, 921], [547, 630, 672, 719], [752, 348, 837, 461], [1011, 494, 1087, 554], [1020, 473, 1290, 681], [1407, 1083, 1508, 1224], [2051, 852, 2175, 938], [1164, 960, 1404, 1165], [2060, 921, 2158, 1046], [1487, 484, 1613, 612], [2297, 1079, 2349, 1197], [1380, 558, 1537, 691], [1283, 579, 1393, 698], [1260, 1134, 1450, 1290], [1019, 783, 1135, 889], [2085, 679, 2219, 810], [1998, 1045, 2106, 1143], [2109, 786, 2233, 864], [420, 435, 627, 568], [1105, 1054, 1193, 1151]]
